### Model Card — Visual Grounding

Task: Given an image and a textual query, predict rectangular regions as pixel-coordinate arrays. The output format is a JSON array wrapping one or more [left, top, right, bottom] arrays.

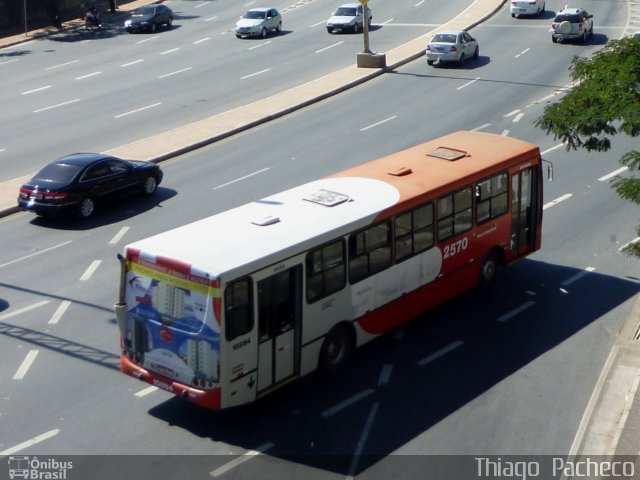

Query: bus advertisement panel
[[118, 250, 222, 408]]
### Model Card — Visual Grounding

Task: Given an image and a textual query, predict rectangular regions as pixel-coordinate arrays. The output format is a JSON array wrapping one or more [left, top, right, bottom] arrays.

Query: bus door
[[256, 265, 302, 393], [511, 165, 540, 256]]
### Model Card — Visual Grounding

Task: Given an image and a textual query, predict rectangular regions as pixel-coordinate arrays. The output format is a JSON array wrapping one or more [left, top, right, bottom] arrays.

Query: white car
[[510, 0, 545, 18], [326, 3, 372, 34], [235, 8, 282, 38], [426, 30, 479, 66]]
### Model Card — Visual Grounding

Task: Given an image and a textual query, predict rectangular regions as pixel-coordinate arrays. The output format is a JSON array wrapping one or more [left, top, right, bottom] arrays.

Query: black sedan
[[17, 153, 163, 219], [124, 4, 174, 33]]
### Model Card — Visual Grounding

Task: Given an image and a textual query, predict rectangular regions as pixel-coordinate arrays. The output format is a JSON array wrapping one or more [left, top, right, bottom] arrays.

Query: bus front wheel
[[319, 325, 353, 372]]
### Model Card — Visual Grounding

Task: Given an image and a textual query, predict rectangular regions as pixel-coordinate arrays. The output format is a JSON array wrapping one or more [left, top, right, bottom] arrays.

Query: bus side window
[[306, 239, 346, 303], [224, 278, 253, 341], [349, 221, 391, 283], [395, 203, 434, 262], [476, 172, 509, 224], [437, 187, 472, 241]]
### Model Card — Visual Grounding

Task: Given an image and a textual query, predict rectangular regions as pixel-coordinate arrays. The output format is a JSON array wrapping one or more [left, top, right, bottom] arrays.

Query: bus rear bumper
[[120, 353, 221, 410]]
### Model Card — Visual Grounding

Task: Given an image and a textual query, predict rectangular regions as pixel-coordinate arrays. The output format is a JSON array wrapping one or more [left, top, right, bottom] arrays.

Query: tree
[[535, 36, 640, 257]]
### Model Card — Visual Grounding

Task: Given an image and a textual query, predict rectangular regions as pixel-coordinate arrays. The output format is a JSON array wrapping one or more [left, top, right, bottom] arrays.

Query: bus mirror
[[542, 159, 553, 181]]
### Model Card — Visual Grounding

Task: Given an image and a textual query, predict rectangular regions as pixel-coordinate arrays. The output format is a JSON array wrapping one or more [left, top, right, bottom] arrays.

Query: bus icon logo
[[7, 456, 29, 479]]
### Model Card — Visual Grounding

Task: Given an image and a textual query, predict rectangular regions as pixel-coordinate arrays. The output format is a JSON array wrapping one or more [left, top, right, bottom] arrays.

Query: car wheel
[[167, 19, 172, 29], [353, 22, 359, 33], [511, 13, 515, 18], [327, 27, 333, 34], [319, 325, 353, 373], [582, 30, 588, 42], [473, 46, 479, 60], [78, 198, 95, 219], [427, 60, 434, 66], [276, 22, 281, 33], [551, 36, 558, 43], [151, 23, 157, 33], [261, 27, 267, 38], [143, 176, 158, 195], [458, 52, 465, 66]]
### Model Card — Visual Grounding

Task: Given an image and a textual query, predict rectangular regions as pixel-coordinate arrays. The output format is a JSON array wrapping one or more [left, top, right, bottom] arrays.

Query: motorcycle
[[85, 9, 101, 30]]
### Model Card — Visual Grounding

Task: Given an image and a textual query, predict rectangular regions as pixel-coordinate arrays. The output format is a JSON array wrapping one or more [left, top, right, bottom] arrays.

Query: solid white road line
[[115, 102, 162, 118], [136, 36, 159, 44], [79, 260, 101, 281], [160, 48, 180, 55], [321, 389, 375, 417], [347, 403, 379, 479], [249, 40, 272, 50], [121, 59, 144, 67], [0, 240, 72, 269], [378, 364, 393, 386], [541, 143, 565, 155], [0, 300, 50, 321], [45, 60, 79, 70], [543, 193, 572, 210], [193, 37, 211, 44], [209, 442, 274, 477], [598, 166, 629, 182], [515, 48, 530, 58], [241, 68, 270, 80], [457, 77, 480, 90], [134, 386, 159, 397], [22, 85, 52, 95], [560, 267, 595, 287], [159, 67, 193, 79], [497, 301, 535, 322], [109, 226, 130, 245], [360, 115, 397, 131], [34, 99, 80, 113], [0, 429, 60, 457], [316, 41, 343, 53], [48, 300, 71, 325], [417, 340, 463, 366], [13, 350, 39, 379], [213, 168, 269, 190], [75, 71, 102, 80]]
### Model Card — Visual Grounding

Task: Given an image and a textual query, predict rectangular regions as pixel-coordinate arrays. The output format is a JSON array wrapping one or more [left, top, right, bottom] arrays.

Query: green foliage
[[535, 37, 640, 257]]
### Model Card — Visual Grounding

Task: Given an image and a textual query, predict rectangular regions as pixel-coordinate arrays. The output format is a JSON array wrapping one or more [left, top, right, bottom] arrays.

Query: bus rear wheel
[[319, 325, 353, 372], [479, 251, 499, 289]]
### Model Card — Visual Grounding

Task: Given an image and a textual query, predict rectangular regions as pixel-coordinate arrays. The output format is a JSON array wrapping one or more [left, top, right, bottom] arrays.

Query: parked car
[[125, 4, 174, 33], [235, 8, 282, 38], [326, 3, 372, 34], [17, 153, 163, 219], [510, 0, 545, 17], [550, 6, 593, 43], [426, 30, 479, 66]]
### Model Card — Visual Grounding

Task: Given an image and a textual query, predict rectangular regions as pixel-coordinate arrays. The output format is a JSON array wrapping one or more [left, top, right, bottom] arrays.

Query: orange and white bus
[[115, 131, 544, 410]]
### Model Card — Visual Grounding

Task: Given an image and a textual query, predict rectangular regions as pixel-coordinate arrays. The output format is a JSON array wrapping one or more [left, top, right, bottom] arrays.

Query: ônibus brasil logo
[[7, 456, 72, 480]]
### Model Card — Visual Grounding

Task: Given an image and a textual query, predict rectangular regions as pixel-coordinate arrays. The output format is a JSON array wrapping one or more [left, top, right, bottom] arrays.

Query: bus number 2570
[[443, 237, 469, 259]]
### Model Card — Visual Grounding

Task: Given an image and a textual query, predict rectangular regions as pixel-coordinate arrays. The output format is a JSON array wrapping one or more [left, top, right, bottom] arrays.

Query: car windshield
[[432, 33, 457, 43], [134, 6, 155, 16], [335, 7, 357, 16], [554, 14, 581, 23], [244, 10, 266, 19], [33, 163, 83, 183]]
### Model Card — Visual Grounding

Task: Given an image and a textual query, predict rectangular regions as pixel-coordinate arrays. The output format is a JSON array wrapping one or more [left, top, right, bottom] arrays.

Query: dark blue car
[[17, 153, 163, 219]]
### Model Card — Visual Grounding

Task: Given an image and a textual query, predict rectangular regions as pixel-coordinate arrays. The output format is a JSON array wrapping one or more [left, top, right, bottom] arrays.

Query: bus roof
[[126, 131, 539, 279]]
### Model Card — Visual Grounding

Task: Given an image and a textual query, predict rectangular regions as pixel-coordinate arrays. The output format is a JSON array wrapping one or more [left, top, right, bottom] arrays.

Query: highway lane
[[0, 0, 468, 182], [0, 0, 638, 474]]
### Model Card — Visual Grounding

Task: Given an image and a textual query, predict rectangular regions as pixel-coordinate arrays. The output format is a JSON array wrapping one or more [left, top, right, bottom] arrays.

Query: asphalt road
[[0, 1, 638, 479], [0, 0, 467, 182]]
